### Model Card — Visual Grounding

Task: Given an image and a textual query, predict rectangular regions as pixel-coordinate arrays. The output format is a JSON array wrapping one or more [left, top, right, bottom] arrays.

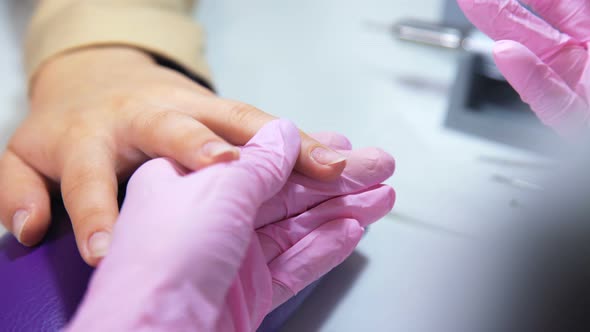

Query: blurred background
[[0, 0, 584, 331], [195, 1, 560, 329]]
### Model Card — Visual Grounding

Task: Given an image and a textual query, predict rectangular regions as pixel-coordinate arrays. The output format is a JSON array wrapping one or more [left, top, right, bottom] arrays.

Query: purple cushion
[[0, 201, 92, 331], [0, 199, 315, 331]]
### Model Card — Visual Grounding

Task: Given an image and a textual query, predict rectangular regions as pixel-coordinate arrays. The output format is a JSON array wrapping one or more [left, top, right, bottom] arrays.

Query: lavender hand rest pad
[[0, 197, 317, 331]]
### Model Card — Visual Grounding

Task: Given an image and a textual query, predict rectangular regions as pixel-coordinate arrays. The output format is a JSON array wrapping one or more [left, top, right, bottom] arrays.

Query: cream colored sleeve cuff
[[25, 0, 211, 88]]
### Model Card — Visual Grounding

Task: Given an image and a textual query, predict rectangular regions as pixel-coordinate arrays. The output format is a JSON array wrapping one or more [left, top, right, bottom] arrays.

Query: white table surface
[[0, 1, 549, 331]]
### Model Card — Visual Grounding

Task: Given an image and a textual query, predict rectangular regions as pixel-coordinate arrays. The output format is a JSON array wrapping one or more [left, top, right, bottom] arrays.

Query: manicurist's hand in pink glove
[[457, 0, 590, 137], [66, 120, 395, 332]]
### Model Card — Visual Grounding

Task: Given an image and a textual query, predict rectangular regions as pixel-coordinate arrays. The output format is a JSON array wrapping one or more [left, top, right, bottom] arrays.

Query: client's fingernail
[[201, 141, 239, 159], [311, 147, 347, 166], [12, 209, 30, 243], [88, 231, 111, 258]]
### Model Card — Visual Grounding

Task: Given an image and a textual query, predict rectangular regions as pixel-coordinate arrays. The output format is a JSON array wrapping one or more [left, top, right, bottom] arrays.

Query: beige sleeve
[[25, 0, 211, 87]]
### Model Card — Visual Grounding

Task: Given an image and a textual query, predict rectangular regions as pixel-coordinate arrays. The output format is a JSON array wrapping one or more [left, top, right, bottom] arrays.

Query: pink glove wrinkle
[[260, 184, 395, 309], [457, 0, 590, 136], [67, 119, 301, 332], [66, 123, 396, 332], [256, 145, 395, 228]]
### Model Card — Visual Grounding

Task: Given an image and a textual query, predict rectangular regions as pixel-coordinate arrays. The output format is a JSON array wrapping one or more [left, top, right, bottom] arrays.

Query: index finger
[[183, 119, 301, 207], [172, 92, 347, 181]]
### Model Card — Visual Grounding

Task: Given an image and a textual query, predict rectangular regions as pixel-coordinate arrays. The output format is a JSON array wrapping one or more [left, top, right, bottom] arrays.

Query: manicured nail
[[311, 147, 347, 166], [88, 231, 111, 258], [201, 141, 239, 159], [12, 209, 30, 243]]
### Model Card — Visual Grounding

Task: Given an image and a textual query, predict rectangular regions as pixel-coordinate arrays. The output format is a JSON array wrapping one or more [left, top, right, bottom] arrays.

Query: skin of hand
[[0, 46, 347, 266], [65, 120, 395, 331], [457, 0, 590, 137]]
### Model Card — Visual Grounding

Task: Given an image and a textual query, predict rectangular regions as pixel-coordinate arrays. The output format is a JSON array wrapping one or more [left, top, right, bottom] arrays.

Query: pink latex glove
[[457, 0, 590, 136], [254, 132, 395, 309], [66, 120, 395, 332]]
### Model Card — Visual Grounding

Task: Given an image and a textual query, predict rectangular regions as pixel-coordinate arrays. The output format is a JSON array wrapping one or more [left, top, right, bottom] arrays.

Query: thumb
[[238, 119, 301, 203]]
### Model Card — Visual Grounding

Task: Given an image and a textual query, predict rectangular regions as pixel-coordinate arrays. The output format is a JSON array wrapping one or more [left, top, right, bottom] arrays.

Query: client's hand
[[66, 120, 395, 331], [458, 0, 590, 137], [0, 47, 346, 266]]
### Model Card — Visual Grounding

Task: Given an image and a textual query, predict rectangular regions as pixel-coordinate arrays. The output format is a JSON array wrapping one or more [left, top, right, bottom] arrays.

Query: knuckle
[[59, 119, 105, 150], [62, 122, 92, 141], [168, 86, 213, 102], [108, 93, 143, 113], [61, 173, 91, 203], [172, 131, 203, 153], [62, 169, 115, 205], [131, 111, 210, 150], [226, 101, 264, 125], [59, 135, 114, 169], [73, 206, 113, 229], [173, 123, 207, 145], [130, 111, 175, 137]]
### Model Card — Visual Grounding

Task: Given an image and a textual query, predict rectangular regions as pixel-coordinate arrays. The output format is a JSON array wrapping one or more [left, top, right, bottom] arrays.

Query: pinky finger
[[268, 218, 363, 310]]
